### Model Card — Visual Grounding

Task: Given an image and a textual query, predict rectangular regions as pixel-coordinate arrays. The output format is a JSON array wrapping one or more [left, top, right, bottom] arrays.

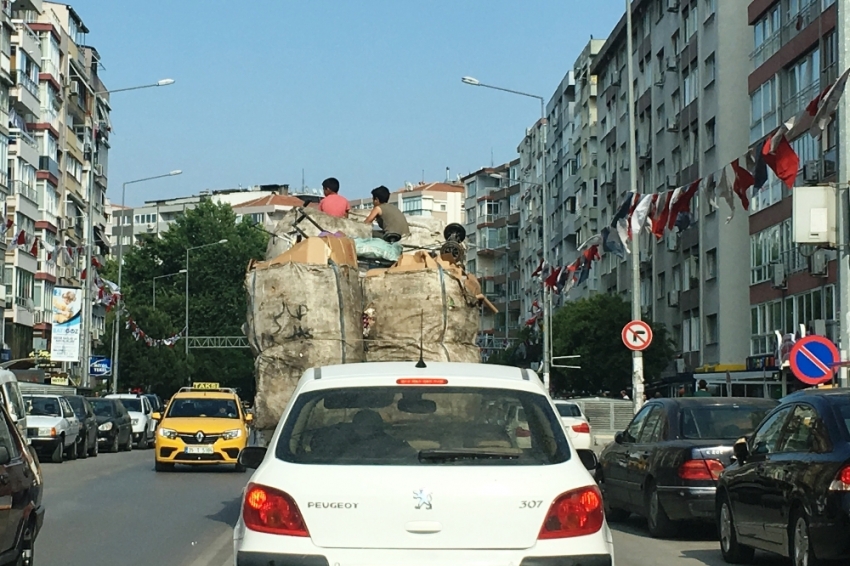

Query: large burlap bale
[[363, 256, 480, 363], [266, 208, 372, 259]]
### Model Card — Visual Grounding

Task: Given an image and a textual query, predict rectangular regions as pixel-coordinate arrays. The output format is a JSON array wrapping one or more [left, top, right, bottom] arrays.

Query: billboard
[[50, 286, 82, 362]]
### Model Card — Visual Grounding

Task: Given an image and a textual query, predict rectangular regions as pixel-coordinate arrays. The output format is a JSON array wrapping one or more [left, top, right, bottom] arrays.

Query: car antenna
[[416, 310, 427, 369]]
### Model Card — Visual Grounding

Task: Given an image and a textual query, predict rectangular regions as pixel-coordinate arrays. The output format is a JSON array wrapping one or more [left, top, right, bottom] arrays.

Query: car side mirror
[[614, 431, 625, 444], [733, 437, 750, 464], [0, 446, 9, 465], [576, 448, 598, 472], [151, 412, 162, 421], [238, 446, 266, 470]]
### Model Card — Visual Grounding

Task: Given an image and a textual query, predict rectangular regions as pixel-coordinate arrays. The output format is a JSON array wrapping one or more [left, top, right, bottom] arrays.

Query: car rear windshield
[[275, 386, 571, 466], [680, 405, 774, 439], [89, 400, 114, 417], [556, 403, 582, 417], [837, 404, 850, 436], [25, 397, 60, 417], [119, 399, 142, 412], [166, 398, 240, 419]]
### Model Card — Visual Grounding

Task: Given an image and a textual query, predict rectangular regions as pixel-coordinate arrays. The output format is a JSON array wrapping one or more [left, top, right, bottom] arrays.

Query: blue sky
[[71, 0, 625, 206]]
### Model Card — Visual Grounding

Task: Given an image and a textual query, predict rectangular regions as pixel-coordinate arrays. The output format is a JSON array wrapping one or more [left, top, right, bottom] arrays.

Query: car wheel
[[14, 517, 35, 566], [123, 435, 133, 451], [137, 434, 148, 450], [718, 496, 755, 564], [155, 460, 174, 472], [109, 434, 120, 453], [646, 482, 677, 538], [51, 438, 63, 464], [89, 435, 98, 457], [78, 434, 88, 459], [790, 510, 821, 566]]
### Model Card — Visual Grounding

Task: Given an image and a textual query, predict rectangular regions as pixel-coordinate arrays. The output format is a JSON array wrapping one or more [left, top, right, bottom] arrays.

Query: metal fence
[[567, 397, 634, 435]]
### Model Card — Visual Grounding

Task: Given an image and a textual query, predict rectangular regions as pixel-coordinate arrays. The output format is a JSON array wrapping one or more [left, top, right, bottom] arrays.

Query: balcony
[[10, 130, 39, 166], [0, 53, 12, 86], [37, 259, 56, 279], [12, 71, 40, 116], [38, 156, 60, 179], [782, 82, 821, 124], [39, 59, 60, 82]]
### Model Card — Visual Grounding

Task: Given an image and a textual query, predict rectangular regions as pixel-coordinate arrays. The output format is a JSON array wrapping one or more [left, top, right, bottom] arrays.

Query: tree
[[96, 200, 267, 397], [550, 293, 674, 397]]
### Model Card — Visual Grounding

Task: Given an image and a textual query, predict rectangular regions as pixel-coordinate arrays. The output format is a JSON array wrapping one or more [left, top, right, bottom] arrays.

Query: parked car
[[23, 395, 81, 463], [554, 400, 593, 450], [716, 388, 850, 565], [0, 401, 44, 565], [234, 362, 613, 565], [65, 395, 99, 458], [105, 394, 155, 449], [0, 369, 27, 443], [598, 396, 777, 537], [87, 398, 133, 453], [144, 393, 164, 415]]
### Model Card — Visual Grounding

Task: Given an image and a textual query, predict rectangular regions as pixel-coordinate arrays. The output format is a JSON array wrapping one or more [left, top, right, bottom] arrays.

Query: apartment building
[[579, 0, 754, 373], [232, 193, 305, 232], [394, 181, 465, 224], [462, 161, 521, 352], [746, 0, 840, 381], [517, 120, 547, 320]]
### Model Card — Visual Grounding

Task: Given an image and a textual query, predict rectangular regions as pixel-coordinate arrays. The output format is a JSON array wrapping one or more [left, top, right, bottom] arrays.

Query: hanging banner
[[50, 286, 82, 362]]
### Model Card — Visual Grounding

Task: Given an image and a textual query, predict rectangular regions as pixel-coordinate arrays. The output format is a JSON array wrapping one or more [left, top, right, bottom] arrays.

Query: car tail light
[[396, 378, 448, 385], [243, 483, 309, 537], [516, 427, 531, 438], [572, 422, 591, 434], [538, 486, 604, 539], [678, 459, 724, 481], [829, 464, 850, 491]]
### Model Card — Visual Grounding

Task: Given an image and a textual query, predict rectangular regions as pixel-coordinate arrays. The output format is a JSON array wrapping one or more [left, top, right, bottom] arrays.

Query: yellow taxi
[[153, 383, 252, 472]]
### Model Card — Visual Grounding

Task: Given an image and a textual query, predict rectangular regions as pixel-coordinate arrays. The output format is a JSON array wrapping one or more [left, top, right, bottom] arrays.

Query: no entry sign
[[789, 335, 839, 386], [622, 320, 653, 351]]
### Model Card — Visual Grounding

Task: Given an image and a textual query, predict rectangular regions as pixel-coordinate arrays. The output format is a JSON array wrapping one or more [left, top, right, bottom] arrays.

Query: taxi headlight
[[98, 422, 113, 431], [158, 428, 178, 440], [221, 429, 242, 441], [37, 427, 56, 437]]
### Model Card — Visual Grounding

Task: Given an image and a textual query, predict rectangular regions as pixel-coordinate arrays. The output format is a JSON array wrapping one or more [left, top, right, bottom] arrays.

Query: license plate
[[185, 446, 214, 454]]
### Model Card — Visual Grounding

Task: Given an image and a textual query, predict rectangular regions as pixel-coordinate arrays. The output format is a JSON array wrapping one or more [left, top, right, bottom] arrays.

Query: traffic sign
[[622, 320, 653, 351], [789, 335, 839, 386]]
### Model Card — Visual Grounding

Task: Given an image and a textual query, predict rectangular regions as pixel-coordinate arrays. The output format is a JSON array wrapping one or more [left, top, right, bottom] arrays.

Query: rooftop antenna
[[491, 148, 494, 167], [301, 169, 305, 192], [415, 311, 427, 368], [422, 169, 425, 183]]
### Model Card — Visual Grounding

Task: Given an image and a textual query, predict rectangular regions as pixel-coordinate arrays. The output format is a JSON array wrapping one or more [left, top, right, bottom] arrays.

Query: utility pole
[[625, 0, 645, 412], [837, 3, 850, 388]]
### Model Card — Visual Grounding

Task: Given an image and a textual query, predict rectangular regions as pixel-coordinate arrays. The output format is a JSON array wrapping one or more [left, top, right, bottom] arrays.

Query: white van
[[0, 369, 27, 443]]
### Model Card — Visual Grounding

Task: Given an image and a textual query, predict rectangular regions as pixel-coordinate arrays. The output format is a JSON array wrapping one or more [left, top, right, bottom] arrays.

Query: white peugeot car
[[233, 362, 615, 566], [554, 400, 594, 450], [105, 394, 155, 449]]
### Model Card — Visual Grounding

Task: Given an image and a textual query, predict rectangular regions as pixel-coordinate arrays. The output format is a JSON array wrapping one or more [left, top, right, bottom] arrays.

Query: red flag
[[651, 191, 673, 240], [626, 193, 641, 239], [531, 259, 544, 278], [582, 245, 601, 262], [15, 230, 25, 246], [731, 159, 754, 209], [761, 134, 799, 189], [91, 257, 102, 269], [668, 180, 701, 230], [29, 237, 38, 256], [806, 84, 832, 116], [80, 268, 87, 281], [544, 267, 562, 289]]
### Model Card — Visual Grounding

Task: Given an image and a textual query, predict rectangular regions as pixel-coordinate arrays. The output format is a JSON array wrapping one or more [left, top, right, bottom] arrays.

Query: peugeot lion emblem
[[195, 431, 205, 443], [413, 490, 432, 510]]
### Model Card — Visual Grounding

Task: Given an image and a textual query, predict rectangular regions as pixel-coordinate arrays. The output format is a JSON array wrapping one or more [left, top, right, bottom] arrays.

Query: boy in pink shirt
[[319, 177, 350, 218]]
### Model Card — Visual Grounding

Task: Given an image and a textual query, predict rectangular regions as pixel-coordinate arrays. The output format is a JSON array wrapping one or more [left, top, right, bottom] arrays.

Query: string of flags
[[526, 67, 850, 324]]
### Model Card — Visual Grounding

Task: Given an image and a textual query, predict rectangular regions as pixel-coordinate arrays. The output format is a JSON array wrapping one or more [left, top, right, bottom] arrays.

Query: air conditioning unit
[[809, 249, 828, 276], [666, 56, 680, 72], [654, 76, 666, 88], [59, 218, 68, 230], [667, 173, 680, 188], [809, 319, 827, 337], [667, 290, 680, 307], [666, 231, 679, 251], [667, 0, 680, 12], [94, 164, 104, 176], [666, 117, 679, 132], [146, 223, 155, 231], [772, 263, 787, 289], [640, 143, 652, 160], [803, 160, 820, 184]]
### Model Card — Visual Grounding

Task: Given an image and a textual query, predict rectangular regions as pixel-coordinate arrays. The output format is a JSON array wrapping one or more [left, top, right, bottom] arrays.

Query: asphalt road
[[36, 449, 794, 566], [37, 448, 246, 566]]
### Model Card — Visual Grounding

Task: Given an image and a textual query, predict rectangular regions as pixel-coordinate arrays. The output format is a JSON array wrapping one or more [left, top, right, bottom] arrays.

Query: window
[[750, 222, 792, 284], [752, 4, 781, 66], [681, 404, 774, 440], [751, 407, 793, 456], [704, 0, 716, 20], [704, 54, 715, 86], [706, 249, 717, 278], [706, 314, 718, 344], [778, 404, 830, 453], [750, 77, 778, 144], [0, 407, 21, 461], [274, 387, 571, 466], [637, 406, 665, 443], [624, 405, 654, 443], [683, 7, 697, 41], [657, 272, 666, 299]]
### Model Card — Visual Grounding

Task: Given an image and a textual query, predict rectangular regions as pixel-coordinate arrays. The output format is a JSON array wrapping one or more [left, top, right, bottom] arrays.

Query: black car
[[65, 395, 98, 459], [599, 396, 777, 537], [716, 388, 850, 565], [0, 400, 44, 565], [87, 398, 133, 453]]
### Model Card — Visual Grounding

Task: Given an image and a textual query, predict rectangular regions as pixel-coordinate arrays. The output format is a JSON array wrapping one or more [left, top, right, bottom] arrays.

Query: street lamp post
[[152, 270, 186, 310], [463, 76, 551, 392], [78, 77, 175, 391], [185, 240, 228, 357], [112, 170, 182, 395]]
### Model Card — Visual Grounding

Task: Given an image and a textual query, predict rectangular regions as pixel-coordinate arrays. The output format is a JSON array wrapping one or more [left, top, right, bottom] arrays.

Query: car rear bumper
[[235, 525, 615, 566], [656, 485, 715, 521], [809, 495, 850, 560]]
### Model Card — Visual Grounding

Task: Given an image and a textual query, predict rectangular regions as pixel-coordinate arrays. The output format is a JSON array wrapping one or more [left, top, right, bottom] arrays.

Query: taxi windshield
[[167, 398, 240, 419]]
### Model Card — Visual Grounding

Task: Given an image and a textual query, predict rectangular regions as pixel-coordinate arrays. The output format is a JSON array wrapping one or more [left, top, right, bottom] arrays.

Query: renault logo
[[195, 431, 205, 443]]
